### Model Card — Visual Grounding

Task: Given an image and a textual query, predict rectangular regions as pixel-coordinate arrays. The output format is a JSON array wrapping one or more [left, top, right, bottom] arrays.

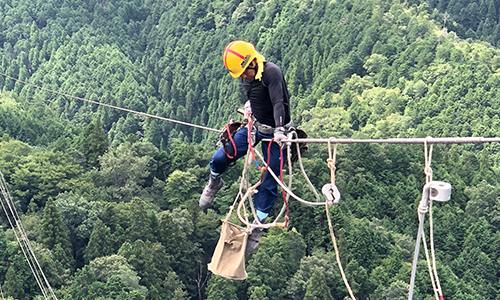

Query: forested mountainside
[[426, 0, 500, 46], [1, 0, 500, 299]]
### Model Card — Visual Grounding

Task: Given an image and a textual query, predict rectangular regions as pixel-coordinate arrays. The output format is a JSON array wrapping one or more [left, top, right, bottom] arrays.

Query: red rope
[[247, 118, 271, 171], [247, 117, 289, 226], [222, 124, 237, 159]]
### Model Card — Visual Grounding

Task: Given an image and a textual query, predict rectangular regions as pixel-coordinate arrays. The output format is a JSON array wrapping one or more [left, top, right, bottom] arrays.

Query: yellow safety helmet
[[223, 41, 260, 78]]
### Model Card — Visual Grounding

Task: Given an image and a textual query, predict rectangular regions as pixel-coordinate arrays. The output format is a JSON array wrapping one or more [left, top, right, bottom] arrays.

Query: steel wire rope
[[5, 71, 500, 146], [262, 137, 500, 144], [0, 189, 47, 300], [0, 282, 4, 300], [0, 171, 57, 299], [0, 174, 55, 300], [0, 71, 220, 133], [0, 174, 48, 299]]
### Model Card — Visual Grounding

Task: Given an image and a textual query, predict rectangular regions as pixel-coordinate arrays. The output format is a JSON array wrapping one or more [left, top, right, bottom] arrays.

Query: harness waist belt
[[253, 120, 294, 135], [254, 121, 274, 135]]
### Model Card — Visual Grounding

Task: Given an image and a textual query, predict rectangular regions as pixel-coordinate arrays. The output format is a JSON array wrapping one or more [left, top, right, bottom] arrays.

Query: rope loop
[[418, 204, 429, 214], [424, 136, 434, 183], [327, 137, 338, 185]]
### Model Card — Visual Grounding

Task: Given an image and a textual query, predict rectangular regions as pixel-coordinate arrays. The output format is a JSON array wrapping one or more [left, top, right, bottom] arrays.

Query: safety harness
[[219, 116, 308, 166]]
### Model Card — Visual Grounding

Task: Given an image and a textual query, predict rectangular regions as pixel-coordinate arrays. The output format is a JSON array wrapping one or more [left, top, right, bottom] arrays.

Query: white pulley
[[322, 183, 340, 205]]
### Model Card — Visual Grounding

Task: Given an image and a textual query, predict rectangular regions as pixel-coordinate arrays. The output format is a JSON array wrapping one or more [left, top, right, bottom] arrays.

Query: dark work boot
[[199, 176, 224, 208], [245, 220, 263, 253]]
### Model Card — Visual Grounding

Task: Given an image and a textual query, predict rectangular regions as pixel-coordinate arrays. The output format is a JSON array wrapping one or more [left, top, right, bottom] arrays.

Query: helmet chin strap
[[245, 66, 258, 79], [247, 60, 257, 71], [245, 58, 264, 81]]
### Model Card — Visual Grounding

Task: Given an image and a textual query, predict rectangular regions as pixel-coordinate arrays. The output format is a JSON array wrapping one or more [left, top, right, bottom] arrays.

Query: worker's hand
[[273, 129, 287, 148], [244, 101, 252, 118]]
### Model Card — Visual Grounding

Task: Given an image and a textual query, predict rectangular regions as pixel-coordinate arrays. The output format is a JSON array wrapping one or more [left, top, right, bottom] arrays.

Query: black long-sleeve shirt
[[242, 62, 291, 128]]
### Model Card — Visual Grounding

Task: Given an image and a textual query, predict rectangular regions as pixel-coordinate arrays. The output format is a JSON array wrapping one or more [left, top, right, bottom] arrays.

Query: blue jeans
[[210, 127, 284, 214]]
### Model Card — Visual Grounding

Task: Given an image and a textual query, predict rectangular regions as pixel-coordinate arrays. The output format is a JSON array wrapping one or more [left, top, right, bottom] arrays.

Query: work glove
[[273, 127, 287, 148], [244, 101, 252, 118], [242, 101, 252, 126]]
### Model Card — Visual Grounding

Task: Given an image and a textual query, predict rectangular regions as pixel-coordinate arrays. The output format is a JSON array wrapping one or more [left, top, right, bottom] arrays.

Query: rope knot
[[424, 166, 432, 176], [327, 158, 336, 170]]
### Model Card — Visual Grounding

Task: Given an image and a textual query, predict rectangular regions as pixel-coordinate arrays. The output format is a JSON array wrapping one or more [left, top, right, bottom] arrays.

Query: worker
[[199, 40, 293, 252]]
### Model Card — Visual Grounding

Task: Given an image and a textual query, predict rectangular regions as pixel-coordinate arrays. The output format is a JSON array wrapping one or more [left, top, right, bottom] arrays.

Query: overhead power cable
[[265, 137, 500, 144], [4, 71, 500, 146], [0, 171, 57, 300], [0, 71, 220, 133]]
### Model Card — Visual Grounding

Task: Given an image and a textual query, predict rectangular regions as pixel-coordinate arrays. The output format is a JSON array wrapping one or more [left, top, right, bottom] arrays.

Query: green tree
[[246, 227, 307, 300], [0, 230, 10, 281], [248, 285, 271, 300], [157, 208, 211, 298], [97, 142, 151, 202], [0, 137, 31, 181], [163, 170, 198, 210], [10, 150, 85, 211], [89, 254, 148, 297], [118, 239, 172, 288], [3, 265, 24, 300], [124, 198, 156, 243], [465, 181, 500, 230], [205, 275, 238, 300], [287, 249, 346, 300], [105, 275, 146, 300], [369, 280, 409, 300], [54, 192, 102, 267], [157, 271, 189, 300], [451, 233, 497, 298], [84, 219, 114, 263], [40, 198, 75, 271], [78, 119, 109, 169], [65, 265, 103, 300], [303, 268, 334, 300]]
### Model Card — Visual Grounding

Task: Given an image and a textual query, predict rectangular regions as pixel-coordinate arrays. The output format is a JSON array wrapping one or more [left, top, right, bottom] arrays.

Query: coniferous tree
[[159, 271, 189, 300], [118, 239, 172, 288], [248, 285, 271, 300], [124, 198, 156, 243], [205, 276, 238, 300], [303, 268, 334, 300], [0, 230, 9, 282], [79, 119, 109, 169], [40, 198, 75, 271], [66, 265, 103, 300], [84, 219, 114, 263], [3, 265, 24, 300]]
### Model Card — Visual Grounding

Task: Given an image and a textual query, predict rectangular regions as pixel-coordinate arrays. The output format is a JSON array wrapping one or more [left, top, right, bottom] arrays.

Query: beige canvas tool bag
[[208, 220, 249, 280]]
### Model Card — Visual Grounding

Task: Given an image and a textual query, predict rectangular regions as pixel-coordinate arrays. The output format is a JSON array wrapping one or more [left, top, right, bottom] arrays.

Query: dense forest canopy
[[1, 0, 500, 299]]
